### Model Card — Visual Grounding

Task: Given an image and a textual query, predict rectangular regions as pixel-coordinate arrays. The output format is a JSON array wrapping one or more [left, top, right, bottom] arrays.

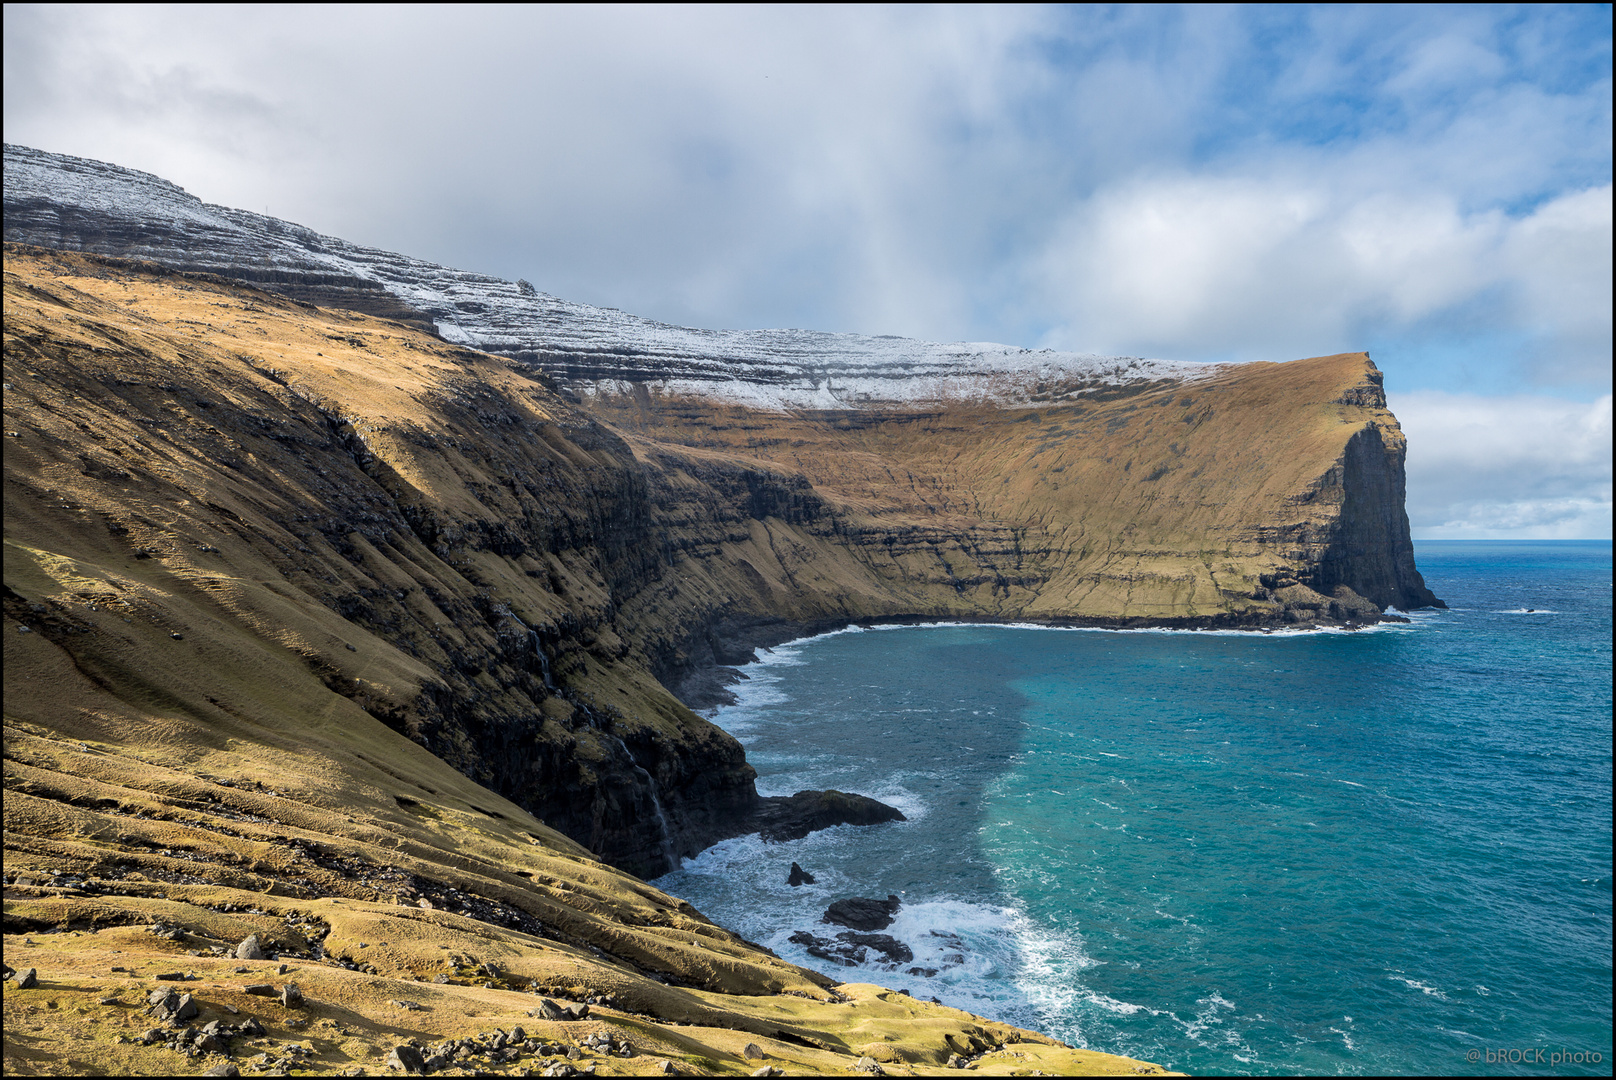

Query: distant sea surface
[[655, 541, 1613, 1075]]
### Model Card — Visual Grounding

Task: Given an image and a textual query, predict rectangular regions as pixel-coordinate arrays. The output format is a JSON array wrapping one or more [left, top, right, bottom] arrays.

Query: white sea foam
[[1388, 974, 1450, 1001]]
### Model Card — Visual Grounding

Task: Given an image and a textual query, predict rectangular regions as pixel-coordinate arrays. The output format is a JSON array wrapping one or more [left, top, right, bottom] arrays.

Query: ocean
[[654, 541, 1613, 1076]]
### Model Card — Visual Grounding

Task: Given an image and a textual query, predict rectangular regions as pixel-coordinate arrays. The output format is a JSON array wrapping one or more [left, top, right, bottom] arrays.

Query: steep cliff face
[[4, 257, 1177, 1073], [0, 246, 779, 878], [4, 145, 1443, 877]]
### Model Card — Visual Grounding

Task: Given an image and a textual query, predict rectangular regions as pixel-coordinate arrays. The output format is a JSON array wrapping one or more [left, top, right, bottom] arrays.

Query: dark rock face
[[787, 862, 815, 887], [1312, 423, 1444, 611], [823, 895, 902, 932]]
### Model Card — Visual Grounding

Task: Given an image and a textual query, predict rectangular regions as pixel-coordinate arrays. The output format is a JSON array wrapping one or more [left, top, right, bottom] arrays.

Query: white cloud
[[1034, 177, 1611, 384], [5, 6, 1606, 374], [1392, 391, 1612, 538], [3, 6, 1610, 539]]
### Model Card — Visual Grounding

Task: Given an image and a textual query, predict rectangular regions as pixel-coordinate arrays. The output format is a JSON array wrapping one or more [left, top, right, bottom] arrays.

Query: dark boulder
[[788, 927, 913, 966], [386, 1044, 426, 1073], [787, 862, 816, 887], [838, 932, 912, 964], [823, 895, 901, 932]]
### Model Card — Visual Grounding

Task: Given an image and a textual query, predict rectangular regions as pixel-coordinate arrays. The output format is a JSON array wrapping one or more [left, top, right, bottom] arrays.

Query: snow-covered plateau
[[3, 143, 1220, 409]]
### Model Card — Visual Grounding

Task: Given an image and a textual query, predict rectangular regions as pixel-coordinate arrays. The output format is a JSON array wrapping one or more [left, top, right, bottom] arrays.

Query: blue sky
[[4, 4, 1610, 536]]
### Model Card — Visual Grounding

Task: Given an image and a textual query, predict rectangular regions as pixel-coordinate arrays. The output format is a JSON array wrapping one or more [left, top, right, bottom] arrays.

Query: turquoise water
[[655, 542, 1612, 1075]]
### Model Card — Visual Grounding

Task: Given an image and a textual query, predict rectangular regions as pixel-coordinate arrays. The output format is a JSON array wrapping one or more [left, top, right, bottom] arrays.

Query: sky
[[4, 4, 1611, 538]]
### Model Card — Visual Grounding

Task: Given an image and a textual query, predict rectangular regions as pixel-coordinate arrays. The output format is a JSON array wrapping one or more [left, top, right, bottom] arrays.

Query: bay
[[655, 541, 1613, 1075]]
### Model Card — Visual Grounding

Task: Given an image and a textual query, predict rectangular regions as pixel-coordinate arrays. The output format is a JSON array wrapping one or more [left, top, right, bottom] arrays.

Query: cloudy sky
[[5, 4, 1610, 537]]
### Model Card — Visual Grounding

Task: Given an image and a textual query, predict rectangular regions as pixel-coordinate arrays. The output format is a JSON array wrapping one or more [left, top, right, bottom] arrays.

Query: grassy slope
[[2, 249, 1173, 1075]]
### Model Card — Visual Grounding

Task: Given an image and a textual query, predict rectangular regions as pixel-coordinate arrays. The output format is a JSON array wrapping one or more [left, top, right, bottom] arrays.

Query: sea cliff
[[3, 143, 1442, 1075]]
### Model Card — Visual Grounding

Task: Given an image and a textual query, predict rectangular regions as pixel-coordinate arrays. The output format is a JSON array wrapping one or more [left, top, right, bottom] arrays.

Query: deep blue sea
[[655, 541, 1612, 1075]]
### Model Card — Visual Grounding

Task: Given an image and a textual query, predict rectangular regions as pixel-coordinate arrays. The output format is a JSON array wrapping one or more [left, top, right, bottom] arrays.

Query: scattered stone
[[14, 968, 38, 989], [236, 935, 266, 960], [565, 1002, 590, 1021], [789, 931, 856, 966], [542, 1064, 576, 1078], [948, 1053, 965, 1068], [389, 998, 423, 1011], [197, 1032, 229, 1054], [907, 967, 939, 977], [280, 983, 304, 1008], [855, 1056, 886, 1074], [98, 996, 121, 1005], [566, 1046, 583, 1060], [743, 1042, 765, 1060], [277, 963, 289, 975], [244, 984, 276, 996], [787, 862, 816, 887], [656, 1061, 677, 1075], [385, 1044, 426, 1073], [174, 993, 200, 1022], [839, 932, 912, 964], [823, 895, 902, 932], [240, 1017, 267, 1037], [202, 1063, 240, 1077], [751, 1069, 783, 1078]]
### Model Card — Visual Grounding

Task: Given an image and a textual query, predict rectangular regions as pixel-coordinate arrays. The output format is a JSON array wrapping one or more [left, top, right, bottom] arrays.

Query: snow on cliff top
[[4, 143, 1222, 407]]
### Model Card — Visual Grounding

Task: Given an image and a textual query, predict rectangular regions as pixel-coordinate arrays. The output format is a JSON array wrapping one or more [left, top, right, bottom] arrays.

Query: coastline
[[653, 559, 1612, 1074], [669, 608, 1420, 712]]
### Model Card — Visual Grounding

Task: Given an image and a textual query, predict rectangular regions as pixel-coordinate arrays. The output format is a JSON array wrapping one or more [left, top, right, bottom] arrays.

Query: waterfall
[[527, 629, 555, 689], [501, 605, 555, 689], [610, 735, 679, 870]]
